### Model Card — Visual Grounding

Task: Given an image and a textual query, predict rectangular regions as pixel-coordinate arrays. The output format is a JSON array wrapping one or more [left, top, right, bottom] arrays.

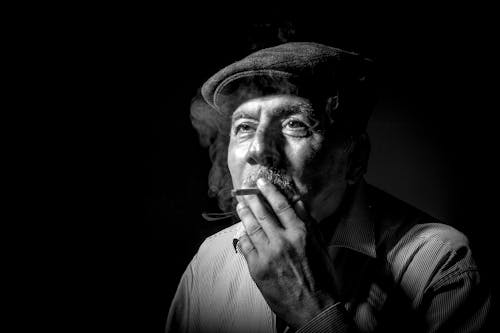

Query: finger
[[293, 200, 315, 228], [237, 233, 258, 263], [294, 199, 324, 242], [243, 191, 282, 239], [256, 178, 300, 229], [236, 202, 269, 248]]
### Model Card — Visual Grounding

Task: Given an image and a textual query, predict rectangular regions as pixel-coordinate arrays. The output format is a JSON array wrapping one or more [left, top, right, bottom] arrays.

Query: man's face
[[227, 94, 353, 221]]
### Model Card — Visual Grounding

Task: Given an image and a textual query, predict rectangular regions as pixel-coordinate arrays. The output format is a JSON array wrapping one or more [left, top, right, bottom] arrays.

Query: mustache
[[242, 167, 297, 200]]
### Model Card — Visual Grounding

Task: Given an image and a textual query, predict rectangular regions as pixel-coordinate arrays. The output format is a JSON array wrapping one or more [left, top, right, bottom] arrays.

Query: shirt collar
[[325, 181, 376, 258], [233, 180, 376, 258]]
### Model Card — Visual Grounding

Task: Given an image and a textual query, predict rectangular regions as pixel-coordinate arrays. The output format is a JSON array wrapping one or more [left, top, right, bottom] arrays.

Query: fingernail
[[256, 178, 267, 187]]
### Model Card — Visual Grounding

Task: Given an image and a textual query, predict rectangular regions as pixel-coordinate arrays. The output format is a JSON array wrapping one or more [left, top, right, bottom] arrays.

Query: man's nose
[[246, 126, 282, 167]]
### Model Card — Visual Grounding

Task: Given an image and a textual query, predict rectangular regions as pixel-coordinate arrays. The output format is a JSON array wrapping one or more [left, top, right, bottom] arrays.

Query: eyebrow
[[231, 103, 315, 122], [232, 110, 258, 122], [276, 103, 315, 117]]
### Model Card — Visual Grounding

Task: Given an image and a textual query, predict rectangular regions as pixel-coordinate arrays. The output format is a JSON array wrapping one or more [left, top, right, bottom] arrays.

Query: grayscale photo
[[76, 5, 497, 333]]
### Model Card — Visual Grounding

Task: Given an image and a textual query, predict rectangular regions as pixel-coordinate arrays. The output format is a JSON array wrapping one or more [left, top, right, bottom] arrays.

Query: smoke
[[246, 19, 297, 52], [190, 91, 229, 147], [190, 91, 234, 212]]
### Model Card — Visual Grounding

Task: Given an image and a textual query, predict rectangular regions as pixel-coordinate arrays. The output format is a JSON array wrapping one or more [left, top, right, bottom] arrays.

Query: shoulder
[[367, 185, 472, 268], [388, 222, 477, 292], [183, 222, 249, 295], [389, 222, 474, 269], [194, 222, 243, 270], [399, 222, 470, 253], [200, 222, 242, 251]]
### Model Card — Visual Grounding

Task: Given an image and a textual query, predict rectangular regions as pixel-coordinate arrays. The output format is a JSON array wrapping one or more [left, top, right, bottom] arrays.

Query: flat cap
[[201, 42, 374, 116]]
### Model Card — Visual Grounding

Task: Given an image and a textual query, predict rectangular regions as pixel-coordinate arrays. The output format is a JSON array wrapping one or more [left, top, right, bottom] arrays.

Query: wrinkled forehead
[[231, 94, 316, 121]]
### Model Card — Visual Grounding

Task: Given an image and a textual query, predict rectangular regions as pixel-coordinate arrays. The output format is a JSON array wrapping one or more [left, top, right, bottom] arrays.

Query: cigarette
[[231, 188, 261, 197], [231, 188, 302, 204]]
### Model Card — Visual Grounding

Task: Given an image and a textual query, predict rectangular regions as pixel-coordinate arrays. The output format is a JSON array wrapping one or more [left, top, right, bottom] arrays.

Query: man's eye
[[282, 119, 311, 137], [234, 123, 255, 134], [284, 120, 307, 129]]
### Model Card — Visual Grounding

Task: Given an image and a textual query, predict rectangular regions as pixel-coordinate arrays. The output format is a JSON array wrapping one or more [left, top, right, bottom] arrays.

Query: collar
[[324, 180, 376, 257], [233, 180, 376, 258]]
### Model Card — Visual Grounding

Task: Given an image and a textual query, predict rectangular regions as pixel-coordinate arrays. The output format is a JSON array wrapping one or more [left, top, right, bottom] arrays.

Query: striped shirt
[[166, 183, 491, 332]]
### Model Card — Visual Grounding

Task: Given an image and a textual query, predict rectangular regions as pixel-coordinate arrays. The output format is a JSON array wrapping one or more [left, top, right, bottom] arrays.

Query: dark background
[[53, 4, 498, 332]]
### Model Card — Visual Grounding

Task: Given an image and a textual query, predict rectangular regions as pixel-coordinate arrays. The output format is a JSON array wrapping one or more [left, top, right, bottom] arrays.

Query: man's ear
[[324, 94, 339, 125], [346, 133, 370, 185]]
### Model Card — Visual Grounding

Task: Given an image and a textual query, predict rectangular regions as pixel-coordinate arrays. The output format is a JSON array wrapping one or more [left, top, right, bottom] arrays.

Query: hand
[[236, 178, 338, 329]]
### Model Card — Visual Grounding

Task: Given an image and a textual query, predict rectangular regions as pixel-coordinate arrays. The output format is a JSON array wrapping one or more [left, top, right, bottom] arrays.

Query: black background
[[43, 3, 499, 332]]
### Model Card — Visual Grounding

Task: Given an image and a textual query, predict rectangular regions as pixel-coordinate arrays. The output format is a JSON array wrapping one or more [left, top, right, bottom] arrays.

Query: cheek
[[291, 139, 349, 187], [227, 140, 250, 186], [314, 147, 350, 187], [284, 137, 324, 179]]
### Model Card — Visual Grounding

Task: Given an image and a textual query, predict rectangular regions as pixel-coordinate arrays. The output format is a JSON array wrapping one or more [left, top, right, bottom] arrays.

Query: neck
[[310, 179, 364, 223], [309, 180, 366, 244]]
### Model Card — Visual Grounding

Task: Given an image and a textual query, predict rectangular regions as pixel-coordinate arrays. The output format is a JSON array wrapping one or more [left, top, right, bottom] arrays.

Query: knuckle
[[240, 243, 253, 254], [250, 260, 270, 279], [239, 239, 255, 255], [238, 234, 250, 247], [236, 204, 250, 217], [270, 238, 292, 258], [288, 229, 306, 245], [256, 213, 269, 221], [272, 237, 286, 250], [259, 257, 272, 271], [275, 201, 292, 215], [247, 224, 264, 236]]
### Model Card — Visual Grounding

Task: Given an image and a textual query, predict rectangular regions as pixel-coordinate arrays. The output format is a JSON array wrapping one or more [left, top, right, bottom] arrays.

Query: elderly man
[[166, 42, 490, 332]]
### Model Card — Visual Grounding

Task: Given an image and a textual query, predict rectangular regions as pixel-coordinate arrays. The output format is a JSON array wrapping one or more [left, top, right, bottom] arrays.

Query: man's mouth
[[240, 167, 298, 201]]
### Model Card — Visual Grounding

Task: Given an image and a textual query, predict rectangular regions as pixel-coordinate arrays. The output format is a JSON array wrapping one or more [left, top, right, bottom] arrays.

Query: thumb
[[294, 200, 339, 295], [293, 199, 315, 228], [293, 200, 327, 248]]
